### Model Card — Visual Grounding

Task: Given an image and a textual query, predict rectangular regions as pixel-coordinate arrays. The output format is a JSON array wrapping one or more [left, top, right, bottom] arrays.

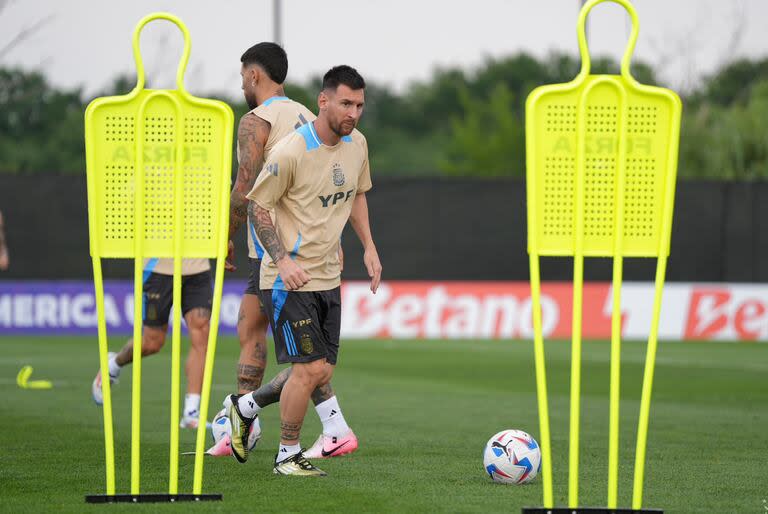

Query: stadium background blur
[[0, 1, 766, 513]]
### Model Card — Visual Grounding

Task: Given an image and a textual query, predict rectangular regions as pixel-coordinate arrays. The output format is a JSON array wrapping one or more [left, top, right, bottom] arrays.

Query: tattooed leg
[[251, 367, 292, 407], [279, 361, 329, 445], [280, 421, 302, 445], [247, 367, 335, 408], [310, 381, 335, 405], [236, 294, 269, 393]]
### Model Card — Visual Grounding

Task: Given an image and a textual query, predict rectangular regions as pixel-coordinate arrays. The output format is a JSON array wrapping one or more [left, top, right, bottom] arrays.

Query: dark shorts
[[244, 258, 262, 296], [259, 287, 341, 365], [143, 271, 213, 327]]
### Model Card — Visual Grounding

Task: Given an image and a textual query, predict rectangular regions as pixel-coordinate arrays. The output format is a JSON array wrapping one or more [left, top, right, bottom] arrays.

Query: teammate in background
[[227, 65, 382, 476], [91, 258, 212, 428], [0, 210, 9, 270], [219, 43, 357, 459]]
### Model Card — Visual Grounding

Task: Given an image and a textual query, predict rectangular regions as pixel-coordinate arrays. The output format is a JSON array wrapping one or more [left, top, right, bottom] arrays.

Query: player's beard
[[330, 117, 356, 138], [245, 91, 258, 110]]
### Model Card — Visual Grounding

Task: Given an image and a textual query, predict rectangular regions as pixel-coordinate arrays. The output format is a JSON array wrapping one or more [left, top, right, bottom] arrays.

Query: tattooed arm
[[226, 114, 271, 271], [248, 201, 310, 290]]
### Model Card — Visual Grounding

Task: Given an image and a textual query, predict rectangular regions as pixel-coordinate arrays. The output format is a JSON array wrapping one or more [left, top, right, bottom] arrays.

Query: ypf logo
[[332, 162, 345, 187]]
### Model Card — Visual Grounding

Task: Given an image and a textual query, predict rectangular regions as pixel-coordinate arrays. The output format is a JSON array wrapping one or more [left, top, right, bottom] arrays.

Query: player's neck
[[256, 86, 286, 106], [312, 119, 341, 147]]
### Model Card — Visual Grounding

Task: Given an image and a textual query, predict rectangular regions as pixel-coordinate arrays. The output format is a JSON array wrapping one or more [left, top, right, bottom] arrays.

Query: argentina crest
[[300, 333, 314, 355], [332, 162, 345, 187]]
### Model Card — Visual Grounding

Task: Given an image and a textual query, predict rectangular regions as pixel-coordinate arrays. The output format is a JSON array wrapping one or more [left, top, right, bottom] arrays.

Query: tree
[[440, 83, 523, 176], [0, 68, 84, 173]]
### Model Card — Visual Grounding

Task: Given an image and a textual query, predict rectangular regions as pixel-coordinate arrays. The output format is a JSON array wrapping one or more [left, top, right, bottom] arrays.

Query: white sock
[[276, 443, 301, 463], [237, 393, 261, 419], [108, 356, 121, 378], [183, 394, 200, 418], [314, 396, 350, 438]]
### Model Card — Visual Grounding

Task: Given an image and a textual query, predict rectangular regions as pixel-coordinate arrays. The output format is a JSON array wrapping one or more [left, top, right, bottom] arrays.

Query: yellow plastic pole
[[568, 253, 583, 508], [608, 83, 629, 508], [633, 75, 680, 508], [192, 133, 231, 493], [632, 256, 667, 508], [168, 92, 185, 495], [568, 77, 595, 509], [525, 77, 554, 507], [85, 100, 116, 495], [92, 257, 116, 495], [528, 254, 554, 508], [129, 93, 155, 495]]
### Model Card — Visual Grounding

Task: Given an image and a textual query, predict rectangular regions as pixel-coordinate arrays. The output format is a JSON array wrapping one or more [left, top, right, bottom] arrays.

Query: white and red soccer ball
[[483, 429, 541, 484]]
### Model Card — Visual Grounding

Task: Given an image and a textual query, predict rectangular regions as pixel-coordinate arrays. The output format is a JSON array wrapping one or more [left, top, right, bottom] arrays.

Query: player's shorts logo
[[332, 162, 345, 187], [292, 318, 312, 328], [300, 333, 314, 355]]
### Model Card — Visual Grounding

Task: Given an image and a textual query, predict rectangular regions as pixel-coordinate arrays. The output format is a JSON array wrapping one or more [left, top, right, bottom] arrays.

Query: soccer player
[[91, 258, 212, 428], [218, 43, 357, 458], [227, 65, 382, 476]]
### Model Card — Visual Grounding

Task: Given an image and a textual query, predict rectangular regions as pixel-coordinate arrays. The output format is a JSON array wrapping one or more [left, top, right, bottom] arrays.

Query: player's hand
[[363, 244, 382, 293], [0, 248, 8, 271], [276, 256, 311, 290], [338, 244, 344, 272], [225, 240, 236, 272]]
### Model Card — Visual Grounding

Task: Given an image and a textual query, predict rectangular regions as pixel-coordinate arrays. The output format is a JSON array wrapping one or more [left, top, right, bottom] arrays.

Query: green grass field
[[0, 336, 765, 513]]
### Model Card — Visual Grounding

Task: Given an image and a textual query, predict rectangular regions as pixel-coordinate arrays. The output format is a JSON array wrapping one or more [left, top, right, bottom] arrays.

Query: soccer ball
[[483, 429, 541, 484], [211, 408, 261, 450]]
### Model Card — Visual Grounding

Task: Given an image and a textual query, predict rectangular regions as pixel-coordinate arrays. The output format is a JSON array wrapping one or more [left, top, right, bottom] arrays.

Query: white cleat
[[91, 352, 118, 406], [179, 414, 200, 429]]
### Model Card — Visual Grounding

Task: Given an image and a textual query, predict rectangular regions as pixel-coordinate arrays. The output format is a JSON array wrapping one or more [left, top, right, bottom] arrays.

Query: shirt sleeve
[[357, 136, 372, 193], [246, 140, 296, 210]]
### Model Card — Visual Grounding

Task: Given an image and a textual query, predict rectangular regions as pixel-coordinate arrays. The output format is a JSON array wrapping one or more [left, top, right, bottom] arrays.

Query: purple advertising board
[[0, 281, 247, 335]]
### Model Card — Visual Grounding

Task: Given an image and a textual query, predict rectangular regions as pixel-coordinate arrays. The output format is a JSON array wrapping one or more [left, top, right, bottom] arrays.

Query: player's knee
[[318, 364, 333, 386], [254, 312, 269, 334], [142, 329, 165, 355], [186, 314, 209, 334], [237, 310, 268, 345], [292, 360, 326, 387]]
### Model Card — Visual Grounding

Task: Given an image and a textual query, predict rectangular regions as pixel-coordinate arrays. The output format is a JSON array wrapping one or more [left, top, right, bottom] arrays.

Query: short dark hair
[[322, 65, 365, 92], [240, 42, 288, 84]]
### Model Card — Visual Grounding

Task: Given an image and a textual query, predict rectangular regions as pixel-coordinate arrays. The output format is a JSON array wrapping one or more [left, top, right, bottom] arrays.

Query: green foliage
[[440, 83, 523, 176], [1, 52, 767, 179], [0, 68, 84, 173], [679, 80, 768, 179]]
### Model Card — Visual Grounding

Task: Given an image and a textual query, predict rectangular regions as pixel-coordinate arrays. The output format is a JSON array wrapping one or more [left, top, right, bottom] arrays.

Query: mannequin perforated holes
[[627, 105, 658, 135], [584, 157, 615, 238], [185, 116, 214, 144], [105, 116, 134, 143], [103, 164, 134, 240], [623, 157, 658, 238], [542, 156, 575, 237], [586, 105, 617, 134], [544, 104, 576, 133]]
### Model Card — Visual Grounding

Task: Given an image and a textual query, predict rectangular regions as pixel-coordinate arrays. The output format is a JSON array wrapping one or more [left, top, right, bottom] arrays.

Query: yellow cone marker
[[16, 366, 53, 389]]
